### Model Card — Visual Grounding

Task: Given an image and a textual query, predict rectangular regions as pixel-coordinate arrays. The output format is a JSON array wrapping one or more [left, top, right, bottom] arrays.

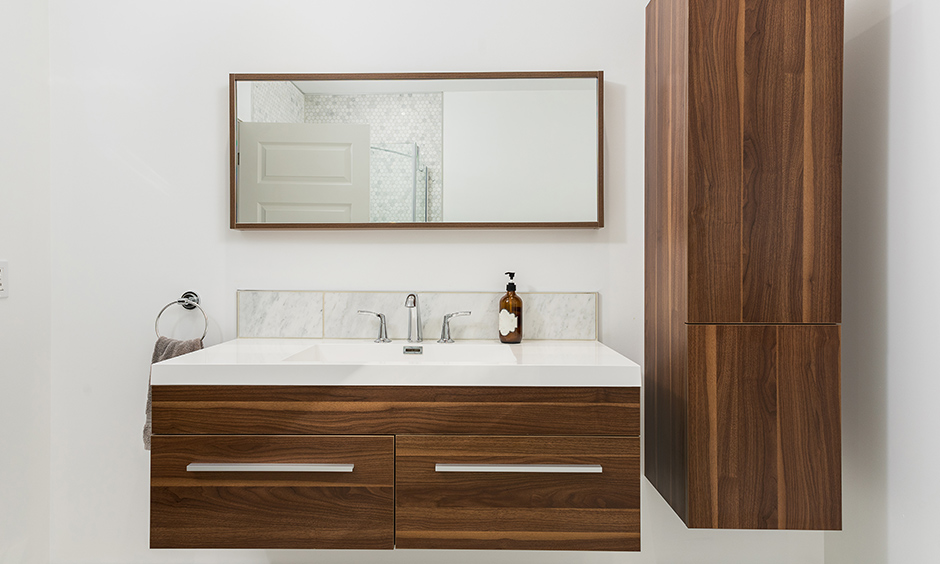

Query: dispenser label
[[499, 309, 519, 336]]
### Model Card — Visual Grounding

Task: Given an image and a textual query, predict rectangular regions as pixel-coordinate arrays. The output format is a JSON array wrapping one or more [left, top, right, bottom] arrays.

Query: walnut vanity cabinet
[[645, 0, 843, 529], [150, 435, 394, 549], [150, 385, 640, 551], [396, 435, 639, 550]]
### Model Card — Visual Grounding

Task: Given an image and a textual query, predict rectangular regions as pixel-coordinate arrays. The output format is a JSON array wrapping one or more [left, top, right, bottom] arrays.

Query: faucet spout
[[404, 293, 422, 342]]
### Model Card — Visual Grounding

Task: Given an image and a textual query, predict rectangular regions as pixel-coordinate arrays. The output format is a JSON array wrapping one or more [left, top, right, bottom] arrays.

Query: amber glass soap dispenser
[[499, 272, 523, 343]]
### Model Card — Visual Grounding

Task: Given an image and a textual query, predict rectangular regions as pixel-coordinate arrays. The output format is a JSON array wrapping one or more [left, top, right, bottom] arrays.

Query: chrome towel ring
[[155, 291, 208, 340]]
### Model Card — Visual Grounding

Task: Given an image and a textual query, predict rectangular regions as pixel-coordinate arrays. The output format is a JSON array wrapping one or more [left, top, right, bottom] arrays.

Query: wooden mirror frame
[[230, 71, 604, 230]]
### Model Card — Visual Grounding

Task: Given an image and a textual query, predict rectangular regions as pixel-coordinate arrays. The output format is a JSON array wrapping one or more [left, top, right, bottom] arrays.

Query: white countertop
[[150, 339, 641, 387]]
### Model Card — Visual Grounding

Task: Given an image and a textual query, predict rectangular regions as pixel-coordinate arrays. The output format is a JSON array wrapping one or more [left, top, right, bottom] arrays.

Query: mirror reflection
[[231, 73, 603, 228]]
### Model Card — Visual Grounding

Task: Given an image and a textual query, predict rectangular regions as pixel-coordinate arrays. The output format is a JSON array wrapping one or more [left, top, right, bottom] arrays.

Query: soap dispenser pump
[[498, 272, 523, 344]]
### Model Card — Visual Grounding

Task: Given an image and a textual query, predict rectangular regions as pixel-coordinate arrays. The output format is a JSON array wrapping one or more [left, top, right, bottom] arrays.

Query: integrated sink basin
[[150, 338, 640, 387], [284, 341, 518, 364]]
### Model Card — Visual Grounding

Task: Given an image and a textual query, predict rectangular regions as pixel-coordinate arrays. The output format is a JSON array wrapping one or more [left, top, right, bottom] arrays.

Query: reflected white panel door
[[237, 122, 370, 223]]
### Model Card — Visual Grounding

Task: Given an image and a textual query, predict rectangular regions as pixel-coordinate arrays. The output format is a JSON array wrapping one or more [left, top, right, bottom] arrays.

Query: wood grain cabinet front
[[150, 435, 394, 549], [686, 325, 842, 529], [645, 0, 843, 530], [149, 386, 640, 551], [396, 435, 640, 551]]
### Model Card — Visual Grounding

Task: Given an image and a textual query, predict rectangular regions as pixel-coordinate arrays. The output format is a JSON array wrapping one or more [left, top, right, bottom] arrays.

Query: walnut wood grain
[[777, 325, 842, 529], [397, 436, 639, 509], [688, 325, 779, 528], [741, 0, 807, 323], [645, 0, 842, 531], [150, 435, 393, 487], [682, 0, 842, 324], [645, 0, 691, 524], [228, 73, 237, 229], [393, 531, 639, 552], [396, 436, 639, 551], [687, 0, 742, 323], [687, 324, 841, 530], [804, 0, 844, 323], [232, 221, 603, 230], [150, 435, 393, 549], [232, 72, 604, 82], [151, 486, 393, 549], [596, 70, 606, 227], [151, 386, 639, 436], [152, 385, 632, 403]]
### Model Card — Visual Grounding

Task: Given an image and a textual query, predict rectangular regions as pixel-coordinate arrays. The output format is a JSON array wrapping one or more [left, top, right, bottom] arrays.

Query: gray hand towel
[[143, 336, 203, 450]]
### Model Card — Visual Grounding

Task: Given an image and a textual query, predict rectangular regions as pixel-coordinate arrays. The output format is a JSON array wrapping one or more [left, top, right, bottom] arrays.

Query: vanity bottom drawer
[[150, 435, 394, 549], [396, 435, 640, 551]]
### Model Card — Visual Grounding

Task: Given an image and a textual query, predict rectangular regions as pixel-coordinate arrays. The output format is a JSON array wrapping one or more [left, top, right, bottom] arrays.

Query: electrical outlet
[[0, 260, 7, 298]]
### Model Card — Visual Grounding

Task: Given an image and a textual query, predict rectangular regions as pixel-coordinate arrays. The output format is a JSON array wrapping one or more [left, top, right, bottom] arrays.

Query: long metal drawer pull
[[434, 464, 602, 474], [186, 463, 354, 473]]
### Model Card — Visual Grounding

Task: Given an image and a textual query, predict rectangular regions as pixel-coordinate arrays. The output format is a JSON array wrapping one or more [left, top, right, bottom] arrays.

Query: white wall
[[827, 0, 940, 562], [0, 1, 51, 563], [0, 0, 923, 562]]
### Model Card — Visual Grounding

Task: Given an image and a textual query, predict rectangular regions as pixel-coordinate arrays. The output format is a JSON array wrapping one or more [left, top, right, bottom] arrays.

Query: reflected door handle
[[434, 464, 602, 473], [186, 463, 354, 472]]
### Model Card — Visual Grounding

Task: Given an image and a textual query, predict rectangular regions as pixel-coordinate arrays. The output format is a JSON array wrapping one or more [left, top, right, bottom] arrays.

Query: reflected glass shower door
[[370, 143, 428, 223]]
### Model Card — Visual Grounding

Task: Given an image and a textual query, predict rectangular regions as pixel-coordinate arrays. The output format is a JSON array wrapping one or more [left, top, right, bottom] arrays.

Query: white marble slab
[[323, 292, 503, 341], [237, 290, 323, 338], [322, 291, 412, 340], [525, 293, 596, 340], [239, 290, 596, 340]]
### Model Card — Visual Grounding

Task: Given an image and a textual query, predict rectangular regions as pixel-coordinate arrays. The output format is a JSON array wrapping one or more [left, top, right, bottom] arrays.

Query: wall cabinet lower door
[[395, 435, 640, 551], [150, 435, 394, 549], [686, 324, 842, 529]]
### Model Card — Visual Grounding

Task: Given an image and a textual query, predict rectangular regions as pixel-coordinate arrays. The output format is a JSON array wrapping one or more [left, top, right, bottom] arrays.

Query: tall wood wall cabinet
[[644, 0, 843, 529]]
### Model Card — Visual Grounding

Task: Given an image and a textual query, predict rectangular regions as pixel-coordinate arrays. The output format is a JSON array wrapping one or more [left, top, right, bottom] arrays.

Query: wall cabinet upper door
[[681, 0, 843, 324]]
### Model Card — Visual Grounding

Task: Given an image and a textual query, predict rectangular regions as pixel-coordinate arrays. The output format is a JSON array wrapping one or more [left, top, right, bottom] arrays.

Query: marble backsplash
[[237, 290, 597, 341]]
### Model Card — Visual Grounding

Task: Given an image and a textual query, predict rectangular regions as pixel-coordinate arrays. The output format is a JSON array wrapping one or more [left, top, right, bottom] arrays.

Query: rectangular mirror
[[230, 72, 603, 229]]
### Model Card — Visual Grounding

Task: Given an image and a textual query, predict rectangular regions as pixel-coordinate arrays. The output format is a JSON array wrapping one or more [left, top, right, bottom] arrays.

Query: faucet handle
[[438, 311, 471, 343], [358, 310, 391, 343]]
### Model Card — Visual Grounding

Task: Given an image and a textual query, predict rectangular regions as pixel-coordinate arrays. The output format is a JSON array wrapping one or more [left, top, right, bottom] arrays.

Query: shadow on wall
[[825, 2, 890, 563]]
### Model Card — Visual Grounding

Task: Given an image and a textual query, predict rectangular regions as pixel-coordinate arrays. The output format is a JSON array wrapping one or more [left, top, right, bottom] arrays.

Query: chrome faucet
[[438, 311, 471, 343], [357, 310, 391, 343], [404, 293, 422, 342]]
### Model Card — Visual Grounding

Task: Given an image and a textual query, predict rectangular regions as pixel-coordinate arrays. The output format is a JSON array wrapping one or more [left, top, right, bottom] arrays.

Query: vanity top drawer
[[395, 435, 640, 551], [151, 386, 639, 436], [150, 435, 394, 549]]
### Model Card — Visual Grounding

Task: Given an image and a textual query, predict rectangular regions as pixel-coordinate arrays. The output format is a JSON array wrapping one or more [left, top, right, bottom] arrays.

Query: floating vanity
[[149, 339, 641, 551]]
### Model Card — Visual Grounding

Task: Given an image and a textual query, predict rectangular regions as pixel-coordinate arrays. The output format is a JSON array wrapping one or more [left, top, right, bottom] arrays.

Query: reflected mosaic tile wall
[[305, 93, 443, 222], [370, 143, 425, 222], [250, 82, 304, 123]]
